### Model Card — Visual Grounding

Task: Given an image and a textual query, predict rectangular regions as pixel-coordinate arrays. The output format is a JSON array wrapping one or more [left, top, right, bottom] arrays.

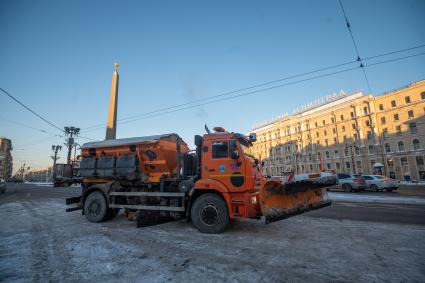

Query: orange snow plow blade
[[259, 174, 335, 224]]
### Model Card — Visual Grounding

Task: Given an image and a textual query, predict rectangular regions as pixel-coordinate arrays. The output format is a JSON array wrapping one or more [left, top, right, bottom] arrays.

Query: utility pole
[[51, 145, 62, 180], [64, 127, 80, 164]]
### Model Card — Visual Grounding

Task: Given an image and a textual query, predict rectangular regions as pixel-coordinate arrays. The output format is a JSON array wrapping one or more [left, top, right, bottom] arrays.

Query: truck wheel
[[342, 184, 352, 192], [191, 193, 229, 234], [84, 191, 108, 223]]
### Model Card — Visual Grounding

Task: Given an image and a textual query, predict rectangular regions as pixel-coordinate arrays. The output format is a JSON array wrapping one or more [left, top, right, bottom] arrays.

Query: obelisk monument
[[105, 63, 119, 140]]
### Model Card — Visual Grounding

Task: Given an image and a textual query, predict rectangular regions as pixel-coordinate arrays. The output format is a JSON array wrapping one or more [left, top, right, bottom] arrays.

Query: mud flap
[[259, 176, 335, 224]]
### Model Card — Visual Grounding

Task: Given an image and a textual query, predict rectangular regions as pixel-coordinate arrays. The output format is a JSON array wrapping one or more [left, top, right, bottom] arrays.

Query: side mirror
[[248, 133, 257, 143]]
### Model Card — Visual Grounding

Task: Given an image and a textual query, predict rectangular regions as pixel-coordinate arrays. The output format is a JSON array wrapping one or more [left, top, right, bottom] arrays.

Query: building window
[[353, 133, 358, 140], [421, 91, 425, 100], [383, 128, 389, 139], [352, 123, 356, 129], [391, 100, 396, 107], [315, 122, 318, 128], [405, 96, 411, 104], [416, 156, 424, 166], [410, 122, 417, 134], [333, 137, 337, 144], [408, 110, 414, 118], [316, 132, 319, 137], [309, 164, 313, 171], [368, 145, 375, 154], [326, 163, 331, 170], [379, 104, 384, 111], [346, 162, 351, 169], [325, 139, 328, 146], [331, 117, 335, 123], [344, 147, 349, 156], [322, 120, 326, 126], [332, 128, 336, 134], [420, 171, 425, 180], [396, 126, 402, 136], [413, 139, 420, 150], [365, 120, 370, 127], [356, 161, 362, 170], [363, 106, 368, 115], [350, 112, 355, 118], [334, 150, 339, 157], [325, 151, 330, 158], [385, 143, 391, 153], [342, 126, 346, 132], [381, 117, 386, 124], [343, 135, 347, 142], [336, 162, 341, 170], [355, 147, 360, 155], [324, 130, 327, 136], [340, 114, 344, 121], [387, 159, 394, 167], [367, 131, 373, 140], [393, 114, 399, 121], [398, 141, 405, 152], [400, 157, 408, 166]]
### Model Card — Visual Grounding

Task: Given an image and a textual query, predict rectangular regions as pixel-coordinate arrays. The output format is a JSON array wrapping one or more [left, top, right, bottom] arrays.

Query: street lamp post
[[64, 127, 80, 165]]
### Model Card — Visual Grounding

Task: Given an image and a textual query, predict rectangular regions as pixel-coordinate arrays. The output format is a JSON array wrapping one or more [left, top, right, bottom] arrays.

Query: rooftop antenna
[[204, 124, 211, 134]]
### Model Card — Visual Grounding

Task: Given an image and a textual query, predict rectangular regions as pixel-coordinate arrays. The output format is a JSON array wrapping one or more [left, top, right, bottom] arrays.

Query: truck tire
[[84, 191, 108, 223], [191, 193, 229, 234]]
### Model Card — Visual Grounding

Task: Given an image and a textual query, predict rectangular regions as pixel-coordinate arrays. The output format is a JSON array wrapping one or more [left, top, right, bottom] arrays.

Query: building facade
[[0, 137, 13, 181], [248, 80, 425, 181]]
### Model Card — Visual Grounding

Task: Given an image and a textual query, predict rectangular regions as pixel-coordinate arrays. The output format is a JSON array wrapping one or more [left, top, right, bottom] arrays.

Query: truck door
[[202, 138, 245, 191]]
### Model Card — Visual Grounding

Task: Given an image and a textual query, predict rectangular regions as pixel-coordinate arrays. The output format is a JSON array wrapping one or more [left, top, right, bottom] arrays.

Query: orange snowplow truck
[[66, 127, 334, 233]]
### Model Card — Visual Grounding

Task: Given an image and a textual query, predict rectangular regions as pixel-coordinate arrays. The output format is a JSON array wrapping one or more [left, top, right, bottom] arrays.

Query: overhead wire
[[81, 49, 425, 133], [81, 43, 425, 133], [0, 87, 64, 132], [338, 0, 372, 94]]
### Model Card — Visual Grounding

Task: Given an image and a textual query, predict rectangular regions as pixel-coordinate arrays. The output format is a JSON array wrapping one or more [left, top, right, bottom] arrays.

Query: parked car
[[329, 173, 367, 192], [362, 175, 399, 192], [0, 178, 6, 193]]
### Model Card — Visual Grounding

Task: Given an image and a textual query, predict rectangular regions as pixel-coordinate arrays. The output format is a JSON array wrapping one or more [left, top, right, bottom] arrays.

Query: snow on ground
[[1, 198, 424, 282], [328, 192, 425, 205]]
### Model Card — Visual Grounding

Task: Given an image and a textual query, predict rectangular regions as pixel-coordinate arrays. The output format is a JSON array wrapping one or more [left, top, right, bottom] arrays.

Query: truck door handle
[[209, 169, 215, 172]]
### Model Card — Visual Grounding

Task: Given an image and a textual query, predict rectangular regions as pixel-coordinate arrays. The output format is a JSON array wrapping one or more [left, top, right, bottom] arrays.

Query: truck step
[[109, 204, 185, 212], [110, 192, 185, 197]]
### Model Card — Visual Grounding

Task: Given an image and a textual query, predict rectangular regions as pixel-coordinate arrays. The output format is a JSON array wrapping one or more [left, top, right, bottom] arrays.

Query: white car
[[362, 175, 399, 192]]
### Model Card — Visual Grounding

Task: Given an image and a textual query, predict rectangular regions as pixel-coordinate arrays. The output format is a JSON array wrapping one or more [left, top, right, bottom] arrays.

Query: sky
[[1, 0, 425, 173]]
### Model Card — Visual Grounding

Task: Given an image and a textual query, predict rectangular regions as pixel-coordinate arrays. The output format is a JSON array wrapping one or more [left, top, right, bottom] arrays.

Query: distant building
[[0, 137, 13, 181], [248, 79, 425, 181]]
